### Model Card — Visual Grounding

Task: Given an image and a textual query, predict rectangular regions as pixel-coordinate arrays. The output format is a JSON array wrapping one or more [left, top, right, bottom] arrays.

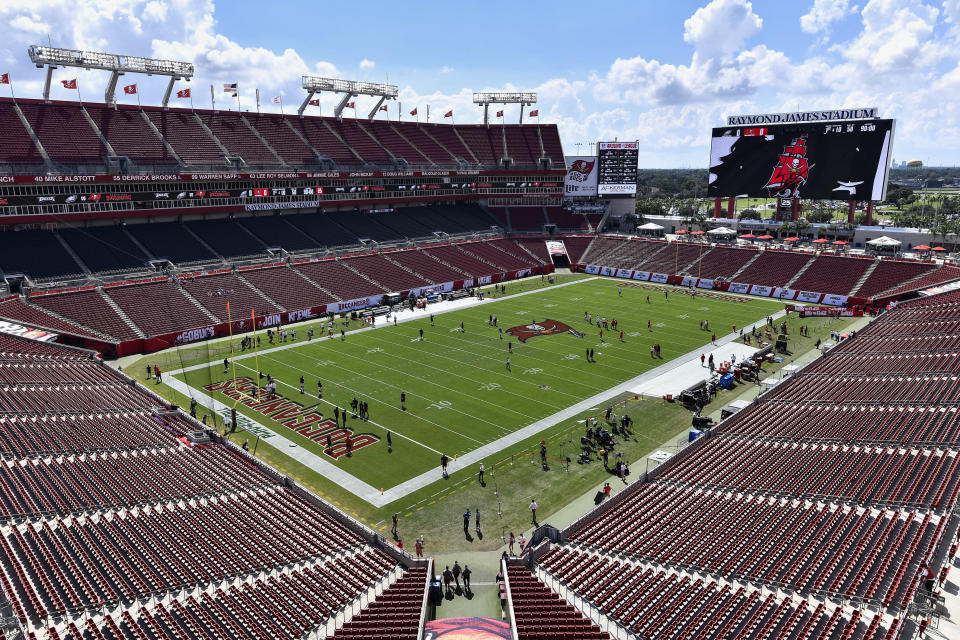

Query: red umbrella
[[784, 236, 800, 242], [690, 230, 705, 236], [812, 238, 829, 244], [757, 234, 774, 240], [675, 229, 687, 235], [914, 244, 931, 251], [933, 246, 947, 251], [832, 240, 848, 245], [740, 233, 756, 239]]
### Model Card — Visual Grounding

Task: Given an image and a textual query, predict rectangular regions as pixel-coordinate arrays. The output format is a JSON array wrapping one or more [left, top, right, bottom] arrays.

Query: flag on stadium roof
[[409, 107, 417, 116], [271, 96, 281, 104], [529, 109, 539, 117], [309, 98, 320, 106], [223, 83, 238, 95], [61, 79, 77, 89], [444, 110, 453, 118], [379, 104, 388, 111], [496, 110, 504, 117], [0, 74, 8, 85], [123, 84, 137, 95], [346, 101, 355, 108], [176, 88, 191, 98]]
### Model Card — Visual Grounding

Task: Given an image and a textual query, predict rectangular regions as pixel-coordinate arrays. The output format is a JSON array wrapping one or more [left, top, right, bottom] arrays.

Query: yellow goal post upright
[[224, 302, 262, 404]]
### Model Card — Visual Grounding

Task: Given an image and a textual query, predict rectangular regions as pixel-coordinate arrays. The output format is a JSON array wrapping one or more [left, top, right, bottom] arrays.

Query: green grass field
[[168, 277, 782, 490], [129, 275, 867, 551]]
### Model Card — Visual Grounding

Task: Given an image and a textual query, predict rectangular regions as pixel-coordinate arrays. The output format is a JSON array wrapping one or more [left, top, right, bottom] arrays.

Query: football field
[[170, 276, 784, 502]]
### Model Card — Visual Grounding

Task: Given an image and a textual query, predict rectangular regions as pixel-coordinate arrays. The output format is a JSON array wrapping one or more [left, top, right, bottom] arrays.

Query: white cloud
[[800, 0, 857, 33], [359, 58, 375, 69], [835, 0, 947, 71], [9, 14, 50, 34], [684, 0, 762, 60], [440, 65, 454, 74], [143, 1, 169, 21]]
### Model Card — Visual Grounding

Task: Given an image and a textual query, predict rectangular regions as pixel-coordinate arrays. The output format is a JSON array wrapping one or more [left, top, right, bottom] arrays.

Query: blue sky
[[2, 0, 959, 167]]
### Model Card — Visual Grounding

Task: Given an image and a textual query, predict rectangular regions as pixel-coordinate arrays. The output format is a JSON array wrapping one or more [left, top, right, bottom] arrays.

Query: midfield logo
[[506, 319, 586, 343]]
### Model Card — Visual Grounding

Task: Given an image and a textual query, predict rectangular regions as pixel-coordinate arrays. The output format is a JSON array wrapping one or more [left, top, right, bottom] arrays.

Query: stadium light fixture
[[28, 45, 194, 106], [473, 92, 537, 124], [299, 75, 399, 118]]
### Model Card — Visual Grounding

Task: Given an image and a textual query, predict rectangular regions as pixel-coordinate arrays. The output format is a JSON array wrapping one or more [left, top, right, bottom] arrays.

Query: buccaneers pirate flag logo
[[567, 159, 595, 182], [506, 319, 586, 343]]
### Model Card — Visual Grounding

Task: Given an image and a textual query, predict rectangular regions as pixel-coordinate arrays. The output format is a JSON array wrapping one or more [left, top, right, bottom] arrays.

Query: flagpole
[[255, 89, 260, 114], [236, 84, 241, 112], [210, 84, 215, 111], [279, 95, 284, 117], [76, 79, 83, 104], [8, 75, 15, 103], [136, 86, 141, 108]]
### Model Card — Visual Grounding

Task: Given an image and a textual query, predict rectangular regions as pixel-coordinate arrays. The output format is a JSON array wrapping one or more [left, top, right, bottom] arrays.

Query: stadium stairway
[[355, 121, 397, 163], [240, 114, 287, 167], [381, 252, 432, 283], [783, 254, 817, 289], [323, 120, 366, 164], [177, 281, 222, 323], [850, 258, 881, 295], [192, 113, 233, 165], [678, 245, 711, 275], [728, 250, 762, 281], [78, 104, 117, 158], [98, 288, 147, 338], [289, 264, 343, 301], [234, 273, 285, 311], [337, 257, 390, 292], [12, 298, 117, 341], [455, 243, 504, 272], [52, 230, 91, 275], [182, 223, 226, 261], [452, 127, 481, 164], [8, 101, 52, 165], [418, 247, 470, 277], [388, 123, 435, 165], [139, 109, 186, 165]]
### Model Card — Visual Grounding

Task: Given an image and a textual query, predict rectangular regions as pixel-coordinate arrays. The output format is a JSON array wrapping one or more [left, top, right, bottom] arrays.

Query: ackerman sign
[[727, 108, 878, 126]]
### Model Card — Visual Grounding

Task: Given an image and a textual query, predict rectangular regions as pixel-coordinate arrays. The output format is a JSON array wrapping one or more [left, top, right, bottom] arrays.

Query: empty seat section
[[330, 120, 391, 163], [461, 241, 532, 270], [179, 272, 281, 321], [238, 216, 317, 251], [544, 207, 588, 231], [487, 207, 510, 227], [793, 255, 873, 294], [285, 213, 358, 247], [417, 123, 472, 162], [853, 260, 937, 298], [245, 114, 318, 165], [455, 126, 498, 163], [386, 249, 463, 283], [687, 245, 757, 279], [374, 210, 434, 238], [145, 109, 225, 165], [104, 281, 213, 336], [509, 207, 547, 231], [85, 105, 173, 164], [421, 245, 495, 276], [491, 239, 548, 265], [394, 123, 453, 163], [327, 212, 402, 243], [0, 100, 43, 163], [342, 254, 429, 291], [734, 250, 813, 287], [367, 121, 429, 164], [58, 226, 149, 273], [238, 266, 336, 310], [503, 126, 539, 163], [539, 125, 564, 163], [125, 222, 219, 263], [0, 298, 104, 339], [294, 260, 387, 299], [17, 102, 103, 163], [185, 219, 266, 258], [293, 118, 358, 164], [878, 264, 960, 297], [0, 230, 82, 279], [30, 289, 140, 340], [199, 112, 277, 165], [552, 237, 589, 263], [636, 242, 704, 274]]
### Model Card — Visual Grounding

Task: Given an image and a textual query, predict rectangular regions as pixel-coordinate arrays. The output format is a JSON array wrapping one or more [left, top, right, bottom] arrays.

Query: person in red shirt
[[647, 320, 652, 331], [415, 537, 423, 557]]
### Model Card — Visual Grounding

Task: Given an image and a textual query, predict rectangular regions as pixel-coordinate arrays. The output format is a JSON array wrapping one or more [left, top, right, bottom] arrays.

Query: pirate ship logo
[[567, 159, 595, 182], [507, 319, 586, 342], [764, 136, 811, 198]]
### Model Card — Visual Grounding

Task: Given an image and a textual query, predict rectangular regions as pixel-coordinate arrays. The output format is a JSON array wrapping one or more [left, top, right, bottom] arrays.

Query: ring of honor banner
[[708, 119, 895, 201]]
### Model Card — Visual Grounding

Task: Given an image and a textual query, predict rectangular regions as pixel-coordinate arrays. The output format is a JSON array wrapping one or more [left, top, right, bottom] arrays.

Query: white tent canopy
[[867, 236, 902, 247], [637, 222, 664, 231], [707, 227, 737, 235]]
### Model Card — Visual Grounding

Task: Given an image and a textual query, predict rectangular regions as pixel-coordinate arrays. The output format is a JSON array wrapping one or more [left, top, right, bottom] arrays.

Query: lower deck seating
[[508, 567, 612, 640], [30, 289, 140, 341]]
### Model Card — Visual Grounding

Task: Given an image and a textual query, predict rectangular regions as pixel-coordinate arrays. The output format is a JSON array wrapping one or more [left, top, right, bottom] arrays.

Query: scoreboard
[[708, 119, 895, 201], [597, 141, 638, 197]]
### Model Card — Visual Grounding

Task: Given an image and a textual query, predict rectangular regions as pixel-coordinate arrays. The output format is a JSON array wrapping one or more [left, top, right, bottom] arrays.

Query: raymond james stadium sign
[[726, 108, 878, 126]]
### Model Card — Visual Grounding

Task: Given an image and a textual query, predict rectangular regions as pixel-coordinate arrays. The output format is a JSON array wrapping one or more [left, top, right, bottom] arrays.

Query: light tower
[[472, 92, 537, 125], [27, 45, 193, 106], [299, 76, 398, 119]]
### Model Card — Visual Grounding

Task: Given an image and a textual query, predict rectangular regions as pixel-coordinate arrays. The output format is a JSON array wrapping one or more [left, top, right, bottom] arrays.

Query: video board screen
[[597, 142, 638, 196], [707, 119, 895, 201]]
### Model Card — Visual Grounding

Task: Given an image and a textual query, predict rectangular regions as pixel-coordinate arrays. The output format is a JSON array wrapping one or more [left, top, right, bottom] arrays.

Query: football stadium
[[0, 2, 959, 639]]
